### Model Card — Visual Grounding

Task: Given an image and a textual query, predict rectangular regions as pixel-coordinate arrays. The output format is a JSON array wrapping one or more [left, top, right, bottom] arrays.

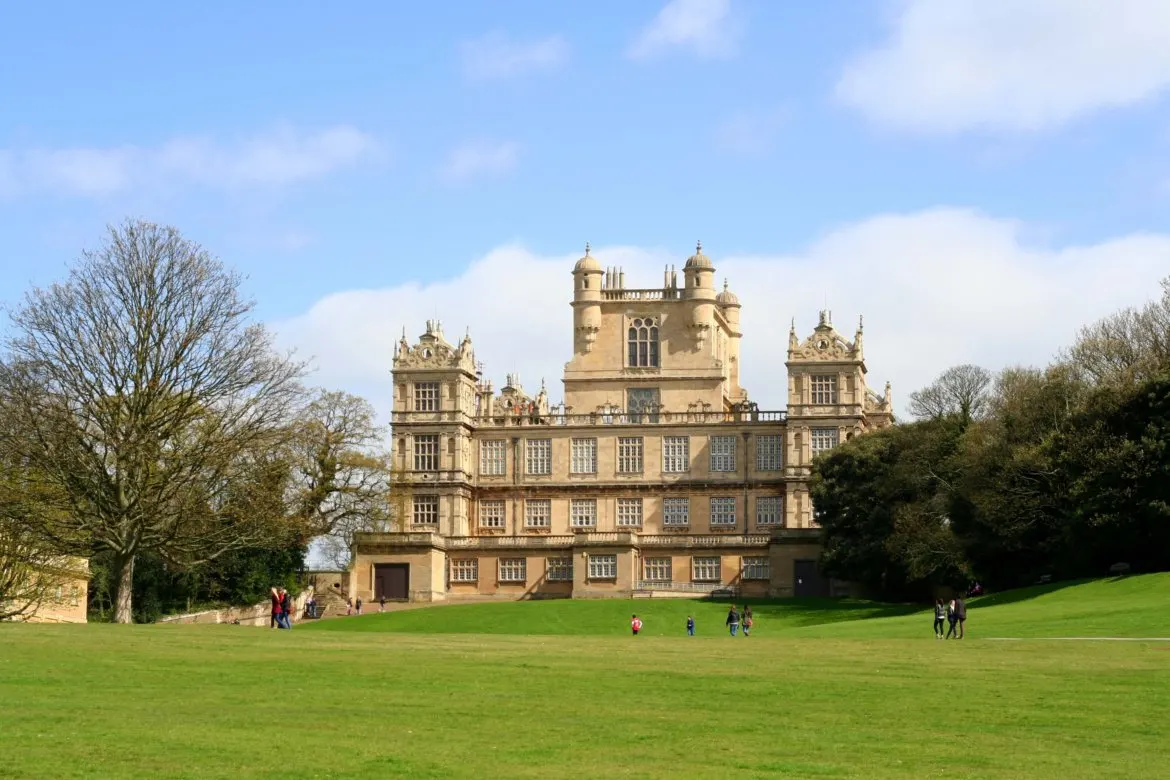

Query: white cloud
[[271, 209, 1170, 421], [627, 0, 741, 60], [460, 33, 569, 80], [438, 140, 519, 184], [0, 125, 384, 197], [836, 0, 1170, 133]]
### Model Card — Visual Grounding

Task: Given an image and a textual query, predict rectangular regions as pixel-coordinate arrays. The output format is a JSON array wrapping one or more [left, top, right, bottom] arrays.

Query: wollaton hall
[[349, 243, 893, 602]]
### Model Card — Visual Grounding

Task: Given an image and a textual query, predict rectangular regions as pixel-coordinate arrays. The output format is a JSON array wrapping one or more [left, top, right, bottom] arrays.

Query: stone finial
[[696, 240, 702, 253], [585, 241, 591, 255]]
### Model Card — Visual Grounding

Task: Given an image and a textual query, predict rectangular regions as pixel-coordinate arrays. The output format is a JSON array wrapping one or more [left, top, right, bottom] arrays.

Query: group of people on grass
[[934, 596, 968, 639], [629, 605, 755, 637], [269, 587, 293, 629]]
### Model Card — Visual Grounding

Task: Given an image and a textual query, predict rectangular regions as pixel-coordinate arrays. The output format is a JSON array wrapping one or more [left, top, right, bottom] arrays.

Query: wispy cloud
[[713, 108, 788, 156], [439, 140, 520, 184], [0, 125, 385, 198], [627, 0, 741, 60], [836, 0, 1170, 134], [460, 32, 569, 80]]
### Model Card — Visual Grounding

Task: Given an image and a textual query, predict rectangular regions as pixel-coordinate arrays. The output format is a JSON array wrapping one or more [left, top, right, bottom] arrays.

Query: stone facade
[[10, 558, 89, 623], [350, 244, 893, 603]]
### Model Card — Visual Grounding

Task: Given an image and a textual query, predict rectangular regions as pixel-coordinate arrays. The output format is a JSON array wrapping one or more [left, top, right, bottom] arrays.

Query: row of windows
[[408, 375, 840, 414], [477, 434, 804, 476], [448, 555, 770, 583], [415, 430, 838, 474], [413, 496, 786, 528]]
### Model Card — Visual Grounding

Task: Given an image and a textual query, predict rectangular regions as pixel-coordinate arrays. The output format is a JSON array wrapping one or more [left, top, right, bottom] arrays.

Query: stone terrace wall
[[157, 589, 312, 627]]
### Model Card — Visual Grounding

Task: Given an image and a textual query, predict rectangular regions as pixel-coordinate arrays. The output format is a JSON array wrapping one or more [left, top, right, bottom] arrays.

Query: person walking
[[379, 596, 386, 613], [686, 615, 695, 636], [355, 597, 363, 615], [726, 605, 740, 637], [955, 596, 967, 639], [945, 597, 959, 639], [346, 598, 353, 616], [933, 598, 946, 639], [269, 587, 282, 629], [631, 614, 643, 636], [742, 606, 753, 637], [278, 588, 292, 630]]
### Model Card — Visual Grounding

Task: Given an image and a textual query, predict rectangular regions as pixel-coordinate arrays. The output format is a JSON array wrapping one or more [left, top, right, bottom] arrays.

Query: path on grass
[[985, 637, 1170, 641]]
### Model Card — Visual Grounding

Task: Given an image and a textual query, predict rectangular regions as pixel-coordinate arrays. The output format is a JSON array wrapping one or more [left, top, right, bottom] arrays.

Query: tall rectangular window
[[546, 558, 573, 581], [617, 437, 644, 474], [710, 497, 736, 527], [499, 558, 527, 583], [525, 499, 551, 528], [709, 436, 737, 472], [811, 428, 840, 455], [412, 495, 439, 526], [479, 500, 506, 529], [479, 440, 506, 476], [616, 498, 643, 527], [663, 497, 690, 526], [644, 557, 672, 582], [570, 438, 597, 474], [627, 317, 659, 368], [692, 556, 721, 582], [525, 439, 552, 475], [742, 557, 770, 581], [414, 382, 440, 411], [756, 435, 783, 471], [662, 436, 690, 473], [570, 499, 597, 528], [811, 375, 838, 405], [450, 559, 478, 582], [756, 496, 783, 527], [589, 554, 617, 579], [414, 434, 439, 471]]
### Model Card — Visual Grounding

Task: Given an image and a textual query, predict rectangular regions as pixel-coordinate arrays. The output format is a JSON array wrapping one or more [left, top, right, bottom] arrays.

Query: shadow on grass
[[705, 597, 922, 627], [968, 578, 1091, 610]]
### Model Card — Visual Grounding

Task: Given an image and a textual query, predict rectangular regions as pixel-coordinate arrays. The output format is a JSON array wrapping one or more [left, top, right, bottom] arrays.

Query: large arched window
[[628, 317, 660, 367]]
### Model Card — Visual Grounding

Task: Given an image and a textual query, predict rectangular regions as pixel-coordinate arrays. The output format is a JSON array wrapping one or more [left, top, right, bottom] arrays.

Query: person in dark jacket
[[955, 597, 967, 639], [726, 606, 740, 637], [278, 588, 292, 630]]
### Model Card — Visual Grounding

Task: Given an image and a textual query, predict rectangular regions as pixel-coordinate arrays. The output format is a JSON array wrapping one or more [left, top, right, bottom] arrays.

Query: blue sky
[[3, 0, 1170, 415]]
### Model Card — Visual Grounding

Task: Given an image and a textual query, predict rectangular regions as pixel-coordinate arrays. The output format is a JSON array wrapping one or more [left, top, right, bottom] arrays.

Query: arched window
[[627, 317, 659, 367]]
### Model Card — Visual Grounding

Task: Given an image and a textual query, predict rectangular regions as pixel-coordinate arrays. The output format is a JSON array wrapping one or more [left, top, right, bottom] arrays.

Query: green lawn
[[1, 575, 1168, 779]]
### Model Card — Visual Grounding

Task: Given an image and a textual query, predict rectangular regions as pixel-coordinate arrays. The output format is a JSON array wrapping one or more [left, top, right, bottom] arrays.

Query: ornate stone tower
[[783, 311, 893, 527], [391, 320, 480, 536], [571, 243, 603, 355]]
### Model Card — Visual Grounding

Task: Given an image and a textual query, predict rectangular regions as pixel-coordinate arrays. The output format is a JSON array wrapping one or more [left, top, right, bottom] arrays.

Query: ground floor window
[[663, 497, 689, 526], [571, 498, 597, 528], [742, 556, 770, 580], [499, 558, 526, 583], [644, 557, 672, 582], [546, 557, 573, 581], [709, 497, 736, 527], [756, 496, 783, 527], [692, 556, 721, 582], [588, 554, 617, 579], [480, 500, 505, 529], [413, 495, 439, 526], [450, 559, 478, 582], [616, 498, 643, 527], [525, 499, 551, 528]]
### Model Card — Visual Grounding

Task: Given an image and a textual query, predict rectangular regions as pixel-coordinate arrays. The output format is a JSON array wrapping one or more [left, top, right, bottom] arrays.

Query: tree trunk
[[114, 554, 135, 624]]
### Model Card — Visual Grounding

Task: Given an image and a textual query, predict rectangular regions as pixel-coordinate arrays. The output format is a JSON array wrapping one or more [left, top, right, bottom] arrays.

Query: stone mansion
[[349, 243, 893, 602]]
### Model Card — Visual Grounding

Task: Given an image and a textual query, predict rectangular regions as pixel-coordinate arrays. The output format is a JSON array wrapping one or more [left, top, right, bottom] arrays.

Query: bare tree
[[1065, 276, 1170, 386], [0, 220, 305, 623], [908, 364, 993, 427], [289, 389, 391, 568]]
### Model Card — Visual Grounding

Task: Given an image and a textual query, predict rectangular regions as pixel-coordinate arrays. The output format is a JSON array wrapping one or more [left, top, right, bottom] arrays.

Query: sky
[[3, 0, 1170, 420]]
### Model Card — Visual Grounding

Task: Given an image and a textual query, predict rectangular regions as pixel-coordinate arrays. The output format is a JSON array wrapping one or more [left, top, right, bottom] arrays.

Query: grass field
[[1, 575, 1168, 779]]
